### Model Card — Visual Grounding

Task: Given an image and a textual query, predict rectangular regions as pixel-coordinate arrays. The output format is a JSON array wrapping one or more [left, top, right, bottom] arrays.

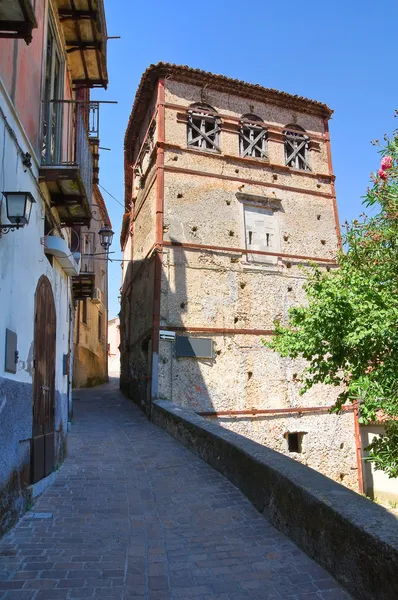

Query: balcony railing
[[71, 231, 96, 299], [41, 100, 93, 207]]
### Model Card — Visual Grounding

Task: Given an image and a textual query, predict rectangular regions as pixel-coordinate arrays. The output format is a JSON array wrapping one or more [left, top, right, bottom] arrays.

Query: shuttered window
[[239, 115, 268, 159], [187, 104, 220, 152], [243, 205, 280, 264], [284, 125, 311, 171]]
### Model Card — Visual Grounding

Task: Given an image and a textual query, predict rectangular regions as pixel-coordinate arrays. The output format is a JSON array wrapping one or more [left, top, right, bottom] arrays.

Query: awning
[[0, 0, 38, 44], [55, 0, 108, 89], [44, 236, 81, 276]]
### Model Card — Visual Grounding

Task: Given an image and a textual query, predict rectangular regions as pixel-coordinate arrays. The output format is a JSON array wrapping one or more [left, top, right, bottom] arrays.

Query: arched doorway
[[31, 276, 56, 484]]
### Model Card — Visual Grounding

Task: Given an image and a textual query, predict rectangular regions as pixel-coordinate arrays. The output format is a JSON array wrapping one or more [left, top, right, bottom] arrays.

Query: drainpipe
[[150, 79, 165, 412], [354, 401, 365, 494], [323, 118, 341, 250]]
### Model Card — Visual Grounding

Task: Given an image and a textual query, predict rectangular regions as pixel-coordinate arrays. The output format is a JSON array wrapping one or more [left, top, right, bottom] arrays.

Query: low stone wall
[[152, 400, 398, 600]]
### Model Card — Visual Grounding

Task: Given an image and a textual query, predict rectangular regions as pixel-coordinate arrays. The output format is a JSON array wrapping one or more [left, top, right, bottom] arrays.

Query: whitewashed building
[[0, 0, 109, 535]]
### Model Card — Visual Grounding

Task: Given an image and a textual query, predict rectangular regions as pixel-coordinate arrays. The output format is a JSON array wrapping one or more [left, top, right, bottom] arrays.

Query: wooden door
[[31, 276, 56, 484]]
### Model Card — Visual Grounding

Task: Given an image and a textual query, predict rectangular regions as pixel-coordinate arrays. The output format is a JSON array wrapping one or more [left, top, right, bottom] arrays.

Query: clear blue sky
[[95, 0, 398, 320]]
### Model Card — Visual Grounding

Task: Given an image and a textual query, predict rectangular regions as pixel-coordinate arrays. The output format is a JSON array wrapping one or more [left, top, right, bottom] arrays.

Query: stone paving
[[0, 380, 352, 600]]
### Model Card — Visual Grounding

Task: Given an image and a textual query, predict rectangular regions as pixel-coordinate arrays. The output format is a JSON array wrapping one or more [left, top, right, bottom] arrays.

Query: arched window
[[283, 125, 311, 171], [187, 103, 220, 152], [239, 114, 268, 159]]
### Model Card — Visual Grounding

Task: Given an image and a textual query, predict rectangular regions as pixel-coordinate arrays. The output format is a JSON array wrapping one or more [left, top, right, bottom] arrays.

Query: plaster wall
[[0, 0, 47, 156], [123, 75, 355, 489], [163, 172, 337, 260], [133, 178, 157, 261], [73, 213, 109, 389], [157, 334, 341, 412], [0, 88, 70, 534], [361, 425, 398, 502], [214, 411, 357, 490]]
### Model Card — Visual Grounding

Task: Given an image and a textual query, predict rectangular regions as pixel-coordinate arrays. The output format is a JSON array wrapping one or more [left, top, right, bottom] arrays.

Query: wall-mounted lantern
[[1, 192, 36, 233], [99, 224, 114, 251]]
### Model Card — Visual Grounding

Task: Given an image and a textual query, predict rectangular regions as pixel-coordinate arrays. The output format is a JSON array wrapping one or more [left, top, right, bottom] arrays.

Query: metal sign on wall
[[175, 336, 213, 359]]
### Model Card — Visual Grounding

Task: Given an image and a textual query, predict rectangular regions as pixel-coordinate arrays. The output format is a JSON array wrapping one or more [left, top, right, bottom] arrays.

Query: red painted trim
[[162, 102, 327, 142], [132, 107, 159, 169], [198, 405, 355, 417], [323, 119, 342, 249], [121, 246, 157, 299], [161, 326, 274, 335], [132, 170, 157, 223], [161, 142, 333, 182], [162, 164, 333, 199], [152, 79, 165, 360], [354, 401, 365, 494], [162, 240, 337, 264]]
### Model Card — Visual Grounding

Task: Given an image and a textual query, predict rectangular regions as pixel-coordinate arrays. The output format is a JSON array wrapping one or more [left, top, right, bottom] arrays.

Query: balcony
[[0, 0, 38, 44], [72, 231, 96, 299], [55, 0, 108, 89], [40, 101, 93, 227]]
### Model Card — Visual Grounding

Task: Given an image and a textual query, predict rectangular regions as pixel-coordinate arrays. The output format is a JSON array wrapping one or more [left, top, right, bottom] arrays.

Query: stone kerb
[[152, 400, 398, 600]]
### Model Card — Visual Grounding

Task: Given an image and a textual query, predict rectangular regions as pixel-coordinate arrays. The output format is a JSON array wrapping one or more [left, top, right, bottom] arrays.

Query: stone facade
[[121, 64, 359, 490], [73, 187, 110, 389]]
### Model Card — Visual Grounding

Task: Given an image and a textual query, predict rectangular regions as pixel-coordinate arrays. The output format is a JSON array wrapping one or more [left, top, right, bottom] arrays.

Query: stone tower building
[[120, 63, 360, 491]]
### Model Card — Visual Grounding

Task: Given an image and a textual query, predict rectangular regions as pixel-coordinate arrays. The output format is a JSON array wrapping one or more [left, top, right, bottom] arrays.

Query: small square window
[[286, 432, 305, 453]]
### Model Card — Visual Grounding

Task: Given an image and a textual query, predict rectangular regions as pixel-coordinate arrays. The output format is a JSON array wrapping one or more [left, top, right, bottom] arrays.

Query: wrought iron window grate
[[284, 127, 311, 171], [187, 106, 220, 152], [239, 116, 268, 159]]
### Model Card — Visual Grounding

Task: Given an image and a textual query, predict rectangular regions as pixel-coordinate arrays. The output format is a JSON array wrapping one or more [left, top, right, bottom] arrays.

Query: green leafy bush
[[265, 129, 398, 477]]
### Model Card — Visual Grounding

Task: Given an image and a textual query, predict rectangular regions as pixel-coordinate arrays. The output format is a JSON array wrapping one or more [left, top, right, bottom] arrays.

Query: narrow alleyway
[[0, 381, 351, 600]]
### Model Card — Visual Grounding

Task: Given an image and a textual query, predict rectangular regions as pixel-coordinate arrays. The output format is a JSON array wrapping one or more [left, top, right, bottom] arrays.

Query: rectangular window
[[243, 204, 280, 264], [284, 129, 311, 171], [98, 312, 102, 342], [287, 432, 305, 453], [81, 299, 88, 325], [187, 110, 220, 152], [42, 17, 64, 164], [239, 122, 268, 159]]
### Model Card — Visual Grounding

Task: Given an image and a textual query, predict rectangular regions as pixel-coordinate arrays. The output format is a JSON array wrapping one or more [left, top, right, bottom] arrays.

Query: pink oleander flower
[[378, 168, 388, 180], [381, 156, 393, 170]]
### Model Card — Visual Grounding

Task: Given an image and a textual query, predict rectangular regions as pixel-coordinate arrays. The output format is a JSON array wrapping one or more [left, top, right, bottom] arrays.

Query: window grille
[[239, 115, 268, 159], [187, 104, 220, 152], [284, 125, 311, 171]]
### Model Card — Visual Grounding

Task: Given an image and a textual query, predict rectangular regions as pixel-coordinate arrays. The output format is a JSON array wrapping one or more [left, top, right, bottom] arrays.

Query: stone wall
[[152, 400, 398, 600], [122, 73, 357, 490]]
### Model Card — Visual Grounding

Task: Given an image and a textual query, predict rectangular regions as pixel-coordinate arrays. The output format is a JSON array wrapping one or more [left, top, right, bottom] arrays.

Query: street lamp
[[99, 223, 114, 251], [1, 192, 36, 233]]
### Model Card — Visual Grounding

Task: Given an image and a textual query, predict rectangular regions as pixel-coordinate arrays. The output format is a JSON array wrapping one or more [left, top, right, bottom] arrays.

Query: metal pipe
[[162, 240, 336, 264], [323, 118, 342, 249], [150, 81, 165, 409], [198, 405, 355, 418], [161, 326, 274, 335], [161, 164, 333, 199], [353, 401, 365, 494]]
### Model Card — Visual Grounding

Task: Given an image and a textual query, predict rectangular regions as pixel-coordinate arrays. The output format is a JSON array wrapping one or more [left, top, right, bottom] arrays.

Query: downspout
[[150, 79, 165, 413], [323, 118, 342, 249], [354, 401, 365, 494]]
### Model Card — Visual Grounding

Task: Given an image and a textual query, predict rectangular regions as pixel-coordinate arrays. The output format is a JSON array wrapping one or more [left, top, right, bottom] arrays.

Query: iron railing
[[79, 231, 95, 274], [41, 100, 94, 205]]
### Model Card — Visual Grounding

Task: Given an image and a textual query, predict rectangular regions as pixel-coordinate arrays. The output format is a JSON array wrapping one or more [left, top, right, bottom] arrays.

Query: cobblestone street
[[0, 381, 351, 600]]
